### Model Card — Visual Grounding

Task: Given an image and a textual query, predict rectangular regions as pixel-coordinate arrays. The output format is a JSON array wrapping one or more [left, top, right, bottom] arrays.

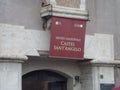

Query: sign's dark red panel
[[49, 16, 86, 60], [112, 87, 120, 90]]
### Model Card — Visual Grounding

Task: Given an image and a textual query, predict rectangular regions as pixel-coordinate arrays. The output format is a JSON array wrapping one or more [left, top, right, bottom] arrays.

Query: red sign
[[112, 86, 120, 90], [49, 16, 86, 60]]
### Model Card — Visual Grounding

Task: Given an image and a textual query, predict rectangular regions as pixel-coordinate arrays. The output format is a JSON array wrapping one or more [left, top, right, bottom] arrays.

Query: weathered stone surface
[[0, 24, 114, 61], [0, 63, 22, 90], [56, 0, 80, 8]]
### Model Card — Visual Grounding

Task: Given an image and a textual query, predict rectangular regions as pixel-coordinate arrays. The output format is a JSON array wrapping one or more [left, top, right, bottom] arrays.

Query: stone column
[[80, 0, 86, 10], [0, 55, 27, 90]]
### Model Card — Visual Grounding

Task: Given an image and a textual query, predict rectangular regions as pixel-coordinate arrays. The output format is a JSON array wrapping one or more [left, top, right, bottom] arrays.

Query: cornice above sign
[[40, 5, 89, 20]]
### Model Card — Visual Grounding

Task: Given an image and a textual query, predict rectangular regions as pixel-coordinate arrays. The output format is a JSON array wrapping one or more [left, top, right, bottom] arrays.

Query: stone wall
[[86, 0, 120, 59], [56, 0, 80, 8], [80, 66, 93, 90], [0, 24, 114, 60], [0, 0, 43, 30]]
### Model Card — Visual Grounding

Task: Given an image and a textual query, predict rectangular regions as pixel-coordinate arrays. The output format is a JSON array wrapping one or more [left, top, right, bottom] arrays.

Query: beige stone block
[[56, 0, 80, 8]]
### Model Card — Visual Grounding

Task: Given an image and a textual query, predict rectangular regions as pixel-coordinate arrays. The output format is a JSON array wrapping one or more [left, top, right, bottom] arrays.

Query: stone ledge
[[0, 24, 25, 29], [79, 60, 120, 67], [0, 55, 28, 63], [40, 5, 89, 20]]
